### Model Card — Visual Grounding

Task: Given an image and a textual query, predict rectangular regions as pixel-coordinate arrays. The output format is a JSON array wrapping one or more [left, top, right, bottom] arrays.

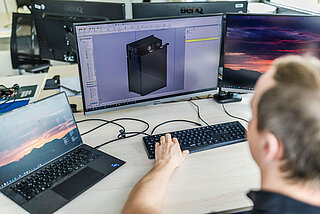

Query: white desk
[[0, 65, 260, 214]]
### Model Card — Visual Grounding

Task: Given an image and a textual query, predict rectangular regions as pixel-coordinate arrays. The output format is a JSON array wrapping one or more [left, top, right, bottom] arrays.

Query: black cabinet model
[[127, 35, 169, 96]]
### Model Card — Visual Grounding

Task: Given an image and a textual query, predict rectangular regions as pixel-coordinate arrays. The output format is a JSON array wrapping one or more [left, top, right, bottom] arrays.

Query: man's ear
[[262, 132, 283, 162]]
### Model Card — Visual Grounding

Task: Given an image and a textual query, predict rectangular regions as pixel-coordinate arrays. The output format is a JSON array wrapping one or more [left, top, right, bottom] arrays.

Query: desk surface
[[0, 65, 260, 214]]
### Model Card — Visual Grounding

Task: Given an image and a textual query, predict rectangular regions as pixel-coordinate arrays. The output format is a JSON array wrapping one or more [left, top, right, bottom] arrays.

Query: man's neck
[[261, 170, 320, 206]]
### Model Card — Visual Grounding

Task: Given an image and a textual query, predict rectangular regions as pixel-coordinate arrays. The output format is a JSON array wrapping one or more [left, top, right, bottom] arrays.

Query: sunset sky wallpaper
[[0, 119, 76, 168], [224, 15, 320, 74], [0, 94, 81, 185]]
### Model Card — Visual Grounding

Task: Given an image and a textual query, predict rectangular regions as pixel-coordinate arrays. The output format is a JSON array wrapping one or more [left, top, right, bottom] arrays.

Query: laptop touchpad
[[52, 167, 104, 200]]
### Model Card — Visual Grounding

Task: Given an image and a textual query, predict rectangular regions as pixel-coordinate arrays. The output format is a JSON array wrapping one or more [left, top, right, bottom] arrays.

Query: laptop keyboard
[[10, 147, 101, 201], [143, 121, 247, 159]]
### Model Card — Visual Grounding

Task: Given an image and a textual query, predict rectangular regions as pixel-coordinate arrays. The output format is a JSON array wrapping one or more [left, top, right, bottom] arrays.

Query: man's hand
[[122, 133, 189, 214], [155, 133, 189, 170]]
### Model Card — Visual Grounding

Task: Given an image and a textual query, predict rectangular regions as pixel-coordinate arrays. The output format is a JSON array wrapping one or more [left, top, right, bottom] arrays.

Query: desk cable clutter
[[76, 95, 249, 150]]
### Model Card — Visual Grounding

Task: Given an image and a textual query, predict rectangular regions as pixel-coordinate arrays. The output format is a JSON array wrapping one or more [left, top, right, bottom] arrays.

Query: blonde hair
[[257, 55, 320, 182]]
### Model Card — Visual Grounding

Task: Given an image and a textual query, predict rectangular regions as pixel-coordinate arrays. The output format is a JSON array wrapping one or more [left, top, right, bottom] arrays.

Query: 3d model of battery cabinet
[[127, 35, 169, 96]]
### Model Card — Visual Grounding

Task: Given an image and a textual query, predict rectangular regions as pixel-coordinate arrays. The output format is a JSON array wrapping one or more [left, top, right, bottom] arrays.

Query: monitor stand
[[213, 87, 242, 104]]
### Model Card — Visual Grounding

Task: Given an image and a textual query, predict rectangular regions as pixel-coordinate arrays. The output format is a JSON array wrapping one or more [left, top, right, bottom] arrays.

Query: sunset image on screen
[[0, 93, 82, 186], [0, 119, 76, 168], [223, 15, 320, 89]]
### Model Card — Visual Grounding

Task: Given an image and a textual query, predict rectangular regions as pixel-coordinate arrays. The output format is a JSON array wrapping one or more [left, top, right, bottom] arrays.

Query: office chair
[[10, 13, 50, 74]]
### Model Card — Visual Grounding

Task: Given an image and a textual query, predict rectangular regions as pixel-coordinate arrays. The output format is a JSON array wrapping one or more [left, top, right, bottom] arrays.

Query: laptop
[[0, 92, 125, 213]]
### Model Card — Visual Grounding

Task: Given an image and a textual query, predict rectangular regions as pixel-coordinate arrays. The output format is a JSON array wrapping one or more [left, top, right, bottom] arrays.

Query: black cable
[[158, 93, 213, 105], [221, 103, 249, 123], [114, 118, 150, 137], [94, 138, 122, 149], [92, 117, 150, 149], [58, 84, 81, 95], [189, 100, 210, 126], [207, 94, 213, 99], [118, 131, 151, 138], [76, 118, 125, 136], [150, 119, 202, 135]]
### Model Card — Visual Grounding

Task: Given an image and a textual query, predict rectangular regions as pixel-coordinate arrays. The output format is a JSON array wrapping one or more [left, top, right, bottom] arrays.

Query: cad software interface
[[0, 94, 82, 189], [223, 15, 320, 90], [75, 16, 222, 112]]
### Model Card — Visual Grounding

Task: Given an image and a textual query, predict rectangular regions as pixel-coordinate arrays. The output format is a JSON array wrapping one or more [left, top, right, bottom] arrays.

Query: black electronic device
[[132, 1, 247, 19], [127, 35, 169, 96], [143, 121, 246, 159], [74, 15, 223, 115], [0, 93, 125, 213], [16, 0, 32, 9], [0, 84, 20, 98], [215, 13, 320, 103], [32, 0, 125, 63]]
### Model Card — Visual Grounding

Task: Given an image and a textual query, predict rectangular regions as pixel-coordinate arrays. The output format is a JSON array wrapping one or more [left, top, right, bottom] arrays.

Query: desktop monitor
[[132, 1, 247, 19], [222, 14, 320, 91], [74, 15, 223, 115], [31, 0, 125, 63]]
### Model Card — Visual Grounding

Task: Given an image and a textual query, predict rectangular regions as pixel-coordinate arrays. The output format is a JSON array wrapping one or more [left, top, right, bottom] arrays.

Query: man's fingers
[[182, 150, 189, 158], [172, 137, 179, 144], [155, 142, 160, 149], [165, 133, 172, 143], [160, 136, 165, 144]]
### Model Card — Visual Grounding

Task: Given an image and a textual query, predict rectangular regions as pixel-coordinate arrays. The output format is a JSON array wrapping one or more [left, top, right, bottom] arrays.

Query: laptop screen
[[0, 93, 82, 189]]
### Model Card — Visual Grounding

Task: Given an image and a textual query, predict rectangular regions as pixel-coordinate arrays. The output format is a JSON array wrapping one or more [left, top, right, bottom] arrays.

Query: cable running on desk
[[94, 117, 150, 149], [76, 118, 126, 136], [221, 103, 249, 123], [78, 94, 249, 151], [76, 117, 150, 149], [150, 119, 202, 135], [189, 100, 210, 126]]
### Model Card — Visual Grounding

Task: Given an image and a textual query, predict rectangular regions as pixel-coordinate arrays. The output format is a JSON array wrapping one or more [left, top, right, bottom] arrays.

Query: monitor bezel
[[74, 14, 223, 115], [132, 1, 248, 19], [31, 0, 125, 63], [220, 13, 319, 92]]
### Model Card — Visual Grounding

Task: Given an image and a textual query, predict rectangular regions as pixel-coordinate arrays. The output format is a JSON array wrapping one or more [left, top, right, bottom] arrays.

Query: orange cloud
[[0, 120, 77, 167], [225, 58, 273, 73]]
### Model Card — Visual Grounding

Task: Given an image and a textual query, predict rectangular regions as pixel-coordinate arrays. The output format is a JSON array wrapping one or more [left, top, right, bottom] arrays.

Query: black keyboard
[[10, 147, 100, 201], [143, 121, 247, 159]]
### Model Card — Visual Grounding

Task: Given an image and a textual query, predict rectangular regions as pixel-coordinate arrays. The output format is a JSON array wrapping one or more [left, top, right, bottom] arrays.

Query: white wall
[[0, 0, 16, 13], [269, 0, 320, 13]]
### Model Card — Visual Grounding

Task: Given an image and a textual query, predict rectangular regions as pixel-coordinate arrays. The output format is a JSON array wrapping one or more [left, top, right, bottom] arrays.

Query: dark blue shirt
[[248, 190, 320, 214]]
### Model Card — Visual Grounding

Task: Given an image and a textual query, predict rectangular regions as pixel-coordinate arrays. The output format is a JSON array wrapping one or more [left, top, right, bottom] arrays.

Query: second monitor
[[32, 0, 125, 63], [222, 14, 320, 91]]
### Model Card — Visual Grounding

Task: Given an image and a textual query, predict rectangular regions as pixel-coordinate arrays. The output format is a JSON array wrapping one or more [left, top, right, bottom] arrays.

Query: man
[[122, 55, 320, 214]]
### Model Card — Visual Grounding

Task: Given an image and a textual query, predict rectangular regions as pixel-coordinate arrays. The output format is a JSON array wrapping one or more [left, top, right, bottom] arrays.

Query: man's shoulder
[[247, 190, 320, 214]]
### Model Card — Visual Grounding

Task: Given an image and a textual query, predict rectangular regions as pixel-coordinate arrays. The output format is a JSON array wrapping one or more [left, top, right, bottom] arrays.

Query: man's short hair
[[257, 55, 320, 184]]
